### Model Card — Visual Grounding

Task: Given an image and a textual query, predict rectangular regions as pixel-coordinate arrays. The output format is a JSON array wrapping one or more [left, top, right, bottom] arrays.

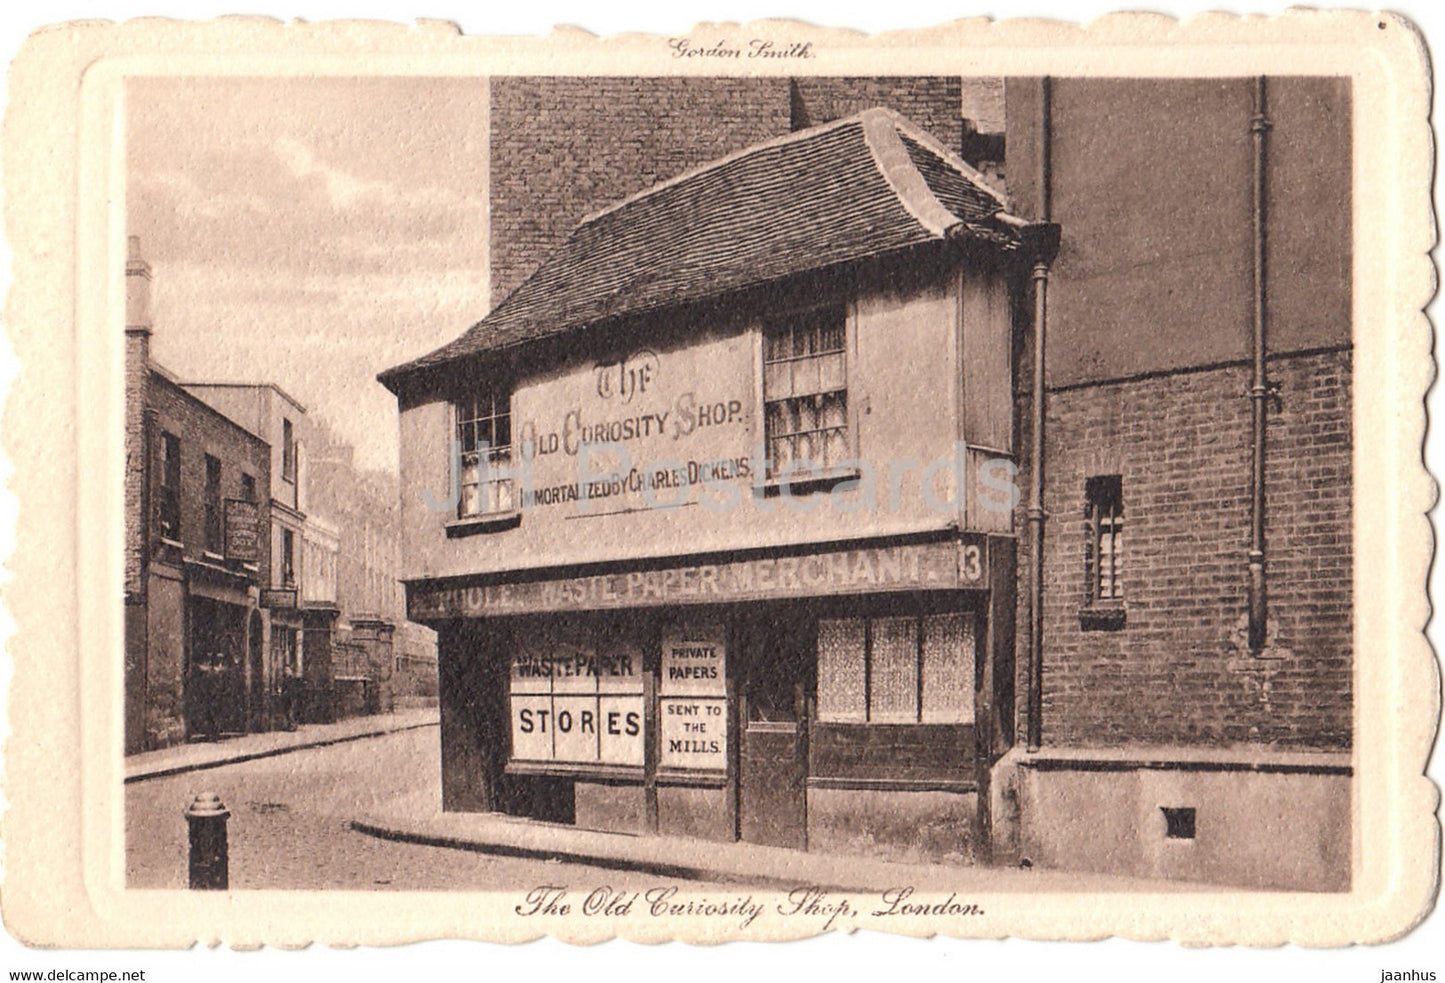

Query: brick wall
[[124, 330, 149, 600], [1013, 348, 1353, 750], [790, 77, 963, 149], [147, 373, 272, 578], [489, 77, 969, 301]]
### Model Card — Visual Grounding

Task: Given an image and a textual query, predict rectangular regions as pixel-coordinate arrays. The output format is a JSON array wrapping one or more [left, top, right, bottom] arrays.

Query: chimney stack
[[126, 234, 153, 335], [124, 235, 153, 604]]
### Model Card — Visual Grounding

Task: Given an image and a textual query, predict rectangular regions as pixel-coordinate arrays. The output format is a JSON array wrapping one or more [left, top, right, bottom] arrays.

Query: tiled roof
[[380, 108, 1017, 391]]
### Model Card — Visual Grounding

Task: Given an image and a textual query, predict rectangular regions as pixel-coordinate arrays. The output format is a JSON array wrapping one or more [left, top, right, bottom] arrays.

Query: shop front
[[183, 560, 256, 740], [414, 533, 1013, 863]]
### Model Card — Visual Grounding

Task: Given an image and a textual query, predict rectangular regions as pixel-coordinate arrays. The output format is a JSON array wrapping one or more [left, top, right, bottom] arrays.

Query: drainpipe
[[1248, 76, 1272, 653], [1026, 77, 1053, 753], [991, 83, 1060, 754]]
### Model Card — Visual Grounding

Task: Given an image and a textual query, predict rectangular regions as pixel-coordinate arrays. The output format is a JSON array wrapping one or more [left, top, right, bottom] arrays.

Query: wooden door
[[738, 617, 809, 850]]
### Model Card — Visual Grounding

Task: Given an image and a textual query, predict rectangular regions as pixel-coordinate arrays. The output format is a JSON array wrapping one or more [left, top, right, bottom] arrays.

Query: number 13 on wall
[[959, 543, 984, 584]]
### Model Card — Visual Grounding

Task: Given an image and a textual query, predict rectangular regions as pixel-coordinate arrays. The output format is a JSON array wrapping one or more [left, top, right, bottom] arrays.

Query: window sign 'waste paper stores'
[[510, 627, 645, 767]]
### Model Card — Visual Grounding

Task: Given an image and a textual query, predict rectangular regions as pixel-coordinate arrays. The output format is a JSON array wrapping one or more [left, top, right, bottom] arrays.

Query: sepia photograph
[[123, 68, 1352, 894], [0, 0, 1439, 967]]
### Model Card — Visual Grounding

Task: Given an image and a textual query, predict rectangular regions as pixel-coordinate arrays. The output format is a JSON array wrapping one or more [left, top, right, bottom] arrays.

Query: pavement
[[128, 707, 1224, 892], [353, 787, 1228, 894], [124, 706, 441, 784]]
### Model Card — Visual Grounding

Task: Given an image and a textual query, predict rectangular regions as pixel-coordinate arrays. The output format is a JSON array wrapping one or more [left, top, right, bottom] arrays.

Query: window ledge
[[806, 776, 977, 794], [656, 768, 728, 788], [505, 760, 643, 784], [157, 536, 184, 550], [745, 720, 799, 734], [1079, 603, 1127, 632], [757, 467, 862, 498], [446, 510, 522, 537], [202, 550, 226, 563]]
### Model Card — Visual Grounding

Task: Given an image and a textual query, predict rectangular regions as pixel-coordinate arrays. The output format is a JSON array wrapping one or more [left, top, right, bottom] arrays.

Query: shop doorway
[[187, 598, 247, 739], [247, 610, 265, 731], [738, 611, 810, 850]]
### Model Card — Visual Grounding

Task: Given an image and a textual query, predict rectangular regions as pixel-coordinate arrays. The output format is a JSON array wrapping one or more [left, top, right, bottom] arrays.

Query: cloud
[[273, 137, 383, 209], [148, 261, 487, 473], [133, 170, 272, 222], [130, 135, 489, 279], [124, 78, 496, 473]]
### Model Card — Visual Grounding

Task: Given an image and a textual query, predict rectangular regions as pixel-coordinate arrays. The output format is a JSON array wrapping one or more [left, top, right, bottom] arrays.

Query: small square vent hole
[[1161, 806, 1196, 840]]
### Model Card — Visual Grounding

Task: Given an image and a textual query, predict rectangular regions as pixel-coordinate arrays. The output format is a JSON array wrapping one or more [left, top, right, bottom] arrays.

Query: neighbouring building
[[181, 382, 342, 723], [380, 76, 1351, 891], [307, 427, 439, 713], [995, 76, 1351, 891], [124, 237, 273, 752]]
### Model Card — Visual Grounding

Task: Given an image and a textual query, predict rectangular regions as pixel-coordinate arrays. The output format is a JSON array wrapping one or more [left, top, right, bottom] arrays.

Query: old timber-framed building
[[381, 77, 1352, 891]]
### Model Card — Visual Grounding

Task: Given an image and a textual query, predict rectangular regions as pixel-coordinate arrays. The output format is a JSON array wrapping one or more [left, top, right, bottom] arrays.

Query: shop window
[[157, 431, 181, 541], [1082, 475, 1126, 630], [203, 454, 222, 554], [456, 387, 515, 517], [272, 626, 300, 673], [282, 418, 296, 483], [763, 305, 849, 479], [509, 625, 644, 770], [817, 612, 975, 724]]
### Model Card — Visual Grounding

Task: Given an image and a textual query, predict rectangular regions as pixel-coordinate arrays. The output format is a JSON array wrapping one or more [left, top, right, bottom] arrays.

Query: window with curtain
[[816, 612, 975, 724], [456, 387, 515, 517], [763, 305, 849, 478]]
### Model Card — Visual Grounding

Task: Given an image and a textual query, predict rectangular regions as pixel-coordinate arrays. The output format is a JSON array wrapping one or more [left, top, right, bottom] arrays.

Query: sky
[[127, 75, 493, 472]]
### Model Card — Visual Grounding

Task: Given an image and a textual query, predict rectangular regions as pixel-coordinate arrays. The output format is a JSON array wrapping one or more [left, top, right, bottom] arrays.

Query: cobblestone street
[[126, 726, 687, 891]]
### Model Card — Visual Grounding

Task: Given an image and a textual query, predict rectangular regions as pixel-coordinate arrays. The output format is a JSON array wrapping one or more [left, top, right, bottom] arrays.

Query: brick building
[[124, 238, 273, 752], [996, 77, 1352, 890], [181, 381, 343, 725], [382, 76, 1352, 890]]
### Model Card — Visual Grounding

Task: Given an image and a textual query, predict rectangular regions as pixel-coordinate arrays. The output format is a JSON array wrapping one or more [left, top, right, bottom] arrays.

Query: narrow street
[[126, 727, 698, 891]]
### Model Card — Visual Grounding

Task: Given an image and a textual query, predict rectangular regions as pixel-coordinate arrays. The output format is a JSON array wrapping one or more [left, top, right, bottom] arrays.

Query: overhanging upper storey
[[379, 107, 1025, 394]]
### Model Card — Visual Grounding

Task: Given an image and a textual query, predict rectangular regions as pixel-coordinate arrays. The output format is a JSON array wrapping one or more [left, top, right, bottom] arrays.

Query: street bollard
[[184, 792, 230, 890]]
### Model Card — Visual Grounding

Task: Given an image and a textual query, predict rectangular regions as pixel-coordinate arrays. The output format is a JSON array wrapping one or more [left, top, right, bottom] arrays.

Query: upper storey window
[[763, 305, 849, 480], [1086, 475, 1124, 603], [1080, 474, 1127, 632], [456, 388, 514, 518], [157, 431, 182, 541], [282, 418, 297, 483]]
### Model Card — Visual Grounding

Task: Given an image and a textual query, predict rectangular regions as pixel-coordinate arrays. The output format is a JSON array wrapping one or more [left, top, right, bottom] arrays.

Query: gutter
[[1026, 77, 1054, 753], [1247, 76, 1274, 653]]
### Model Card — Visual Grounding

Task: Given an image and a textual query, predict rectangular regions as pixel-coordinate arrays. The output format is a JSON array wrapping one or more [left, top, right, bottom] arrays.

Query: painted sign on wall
[[409, 537, 988, 621], [512, 334, 755, 515], [509, 634, 645, 767], [659, 624, 728, 772], [223, 498, 260, 563]]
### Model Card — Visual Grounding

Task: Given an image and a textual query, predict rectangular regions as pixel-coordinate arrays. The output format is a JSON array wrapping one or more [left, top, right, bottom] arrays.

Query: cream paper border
[[0, 11, 1436, 947]]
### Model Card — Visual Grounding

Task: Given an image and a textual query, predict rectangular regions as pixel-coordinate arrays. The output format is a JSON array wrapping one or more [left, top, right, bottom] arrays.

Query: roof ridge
[[578, 111, 871, 227], [858, 107, 962, 238], [379, 106, 1023, 391], [883, 106, 1009, 209]]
